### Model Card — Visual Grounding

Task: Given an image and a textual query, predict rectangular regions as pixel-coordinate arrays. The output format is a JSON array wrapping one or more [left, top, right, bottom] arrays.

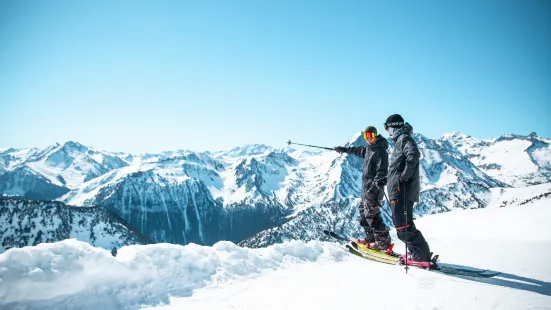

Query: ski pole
[[403, 182, 409, 273], [374, 187, 392, 220], [287, 140, 335, 151], [383, 191, 391, 210], [376, 200, 392, 220], [381, 188, 395, 223]]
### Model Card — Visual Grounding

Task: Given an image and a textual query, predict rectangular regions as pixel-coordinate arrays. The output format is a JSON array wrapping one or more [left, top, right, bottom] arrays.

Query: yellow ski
[[352, 241, 400, 262], [345, 242, 399, 265]]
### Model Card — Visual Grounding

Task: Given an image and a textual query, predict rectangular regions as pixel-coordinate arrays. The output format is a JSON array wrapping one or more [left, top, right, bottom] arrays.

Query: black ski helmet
[[364, 126, 377, 135]]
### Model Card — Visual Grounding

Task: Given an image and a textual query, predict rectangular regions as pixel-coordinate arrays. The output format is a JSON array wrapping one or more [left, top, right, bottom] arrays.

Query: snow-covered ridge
[[440, 131, 551, 187], [487, 183, 551, 208], [0, 141, 131, 198], [0, 239, 347, 309], [211, 144, 282, 158]]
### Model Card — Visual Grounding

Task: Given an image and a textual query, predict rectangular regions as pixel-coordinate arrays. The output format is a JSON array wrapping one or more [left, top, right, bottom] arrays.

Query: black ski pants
[[390, 198, 431, 261], [358, 198, 391, 247]]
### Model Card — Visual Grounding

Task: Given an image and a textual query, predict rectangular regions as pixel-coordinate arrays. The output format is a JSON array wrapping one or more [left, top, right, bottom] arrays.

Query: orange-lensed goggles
[[363, 132, 375, 140]]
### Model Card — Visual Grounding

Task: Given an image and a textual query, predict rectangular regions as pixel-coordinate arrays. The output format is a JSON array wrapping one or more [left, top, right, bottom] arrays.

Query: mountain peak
[[491, 133, 528, 143], [219, 144, 275, 157], [440, 131, 473, 141], [346, 132, 366, 147], [0, 147, 17, 154], [63, 141, 88, 151]]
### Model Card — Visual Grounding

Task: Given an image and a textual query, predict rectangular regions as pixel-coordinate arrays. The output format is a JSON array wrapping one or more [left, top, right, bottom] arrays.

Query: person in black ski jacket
[[334, 126, 392, 251], [384, 114, 431, 263]]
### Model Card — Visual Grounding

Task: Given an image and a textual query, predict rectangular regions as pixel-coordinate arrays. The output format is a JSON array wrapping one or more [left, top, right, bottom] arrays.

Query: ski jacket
[[387, 123, 420, 202], [341, 135, 389, 201]]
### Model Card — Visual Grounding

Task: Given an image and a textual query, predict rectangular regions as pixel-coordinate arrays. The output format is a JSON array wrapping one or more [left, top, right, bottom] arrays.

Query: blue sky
[[1, 0, 549, 153]]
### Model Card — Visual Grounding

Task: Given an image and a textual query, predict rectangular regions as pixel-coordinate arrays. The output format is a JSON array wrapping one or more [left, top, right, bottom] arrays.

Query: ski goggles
[[363, 131, 376, 140]]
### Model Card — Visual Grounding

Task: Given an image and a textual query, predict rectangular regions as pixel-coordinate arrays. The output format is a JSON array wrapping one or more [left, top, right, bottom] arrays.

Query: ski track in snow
[[1, 199, 550, 310]]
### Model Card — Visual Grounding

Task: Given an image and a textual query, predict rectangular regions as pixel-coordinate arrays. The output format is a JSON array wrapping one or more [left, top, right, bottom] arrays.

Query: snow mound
[[0, 239, 347, 309]]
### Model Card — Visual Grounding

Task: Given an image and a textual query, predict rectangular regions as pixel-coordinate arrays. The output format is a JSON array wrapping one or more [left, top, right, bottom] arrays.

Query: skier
[[334, 126, 393, 253], [384, 114, 432, 266]]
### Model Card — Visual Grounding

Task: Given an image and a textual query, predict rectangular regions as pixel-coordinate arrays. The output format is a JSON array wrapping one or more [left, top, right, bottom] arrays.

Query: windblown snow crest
[[0, 239, 347, 309]]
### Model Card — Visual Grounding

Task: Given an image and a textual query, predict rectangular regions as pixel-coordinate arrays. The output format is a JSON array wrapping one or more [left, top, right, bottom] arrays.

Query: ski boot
[[399, 252, 432, 269], [357, 241, 397, 257]]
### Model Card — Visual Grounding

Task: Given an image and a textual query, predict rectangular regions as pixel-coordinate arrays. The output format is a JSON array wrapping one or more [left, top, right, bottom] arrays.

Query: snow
[[259, 163, 289, 193], [61, 155, 222, 206], [8, 148, 36, 158], [2, 143, 132, 193], [207, 149, 342, 207], [436, 167, 459, 186], [214, 144, 276, 158], [532, 147, 551, 169], [26, 161, 71, 187], [0, 148, 39, 170], [61, 165, 141, 206], [89, 153, 104, 165], [152, 198, 551, 310], [207, 156, 245, 203], [24, 143, 107, 189], [1, 186, 550, 309], [486, 183, 551, 210], [454, 135, 549, 186], [4, 132, 549, 213], [440, 132, 482, 154], [480, 139, 538, 173], [276, 150, 346, 215], [439, 132, 551, 187], [202, 144, 341, 210], [418, 198, 550, 243], [0, 239, 347, 309]]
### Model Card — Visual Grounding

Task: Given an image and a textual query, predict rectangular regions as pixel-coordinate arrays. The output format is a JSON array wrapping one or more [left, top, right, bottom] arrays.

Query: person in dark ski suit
[[384, 114, 431, 262], [334, 126, 392, 251]]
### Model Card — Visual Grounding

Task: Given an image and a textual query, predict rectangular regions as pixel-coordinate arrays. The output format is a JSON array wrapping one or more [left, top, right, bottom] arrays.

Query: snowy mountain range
[[0, 130, 550, 251], [441, 131, 551, 187]]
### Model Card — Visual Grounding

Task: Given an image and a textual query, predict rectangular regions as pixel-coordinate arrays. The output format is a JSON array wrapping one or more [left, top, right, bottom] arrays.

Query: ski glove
[[376, 177, 387, 188], [367, 186, 378, 196], [334, 146, 347, 154]]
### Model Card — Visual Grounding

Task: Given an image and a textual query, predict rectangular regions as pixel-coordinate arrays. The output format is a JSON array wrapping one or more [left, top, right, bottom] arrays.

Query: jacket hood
[[392, 123, 413, 141]]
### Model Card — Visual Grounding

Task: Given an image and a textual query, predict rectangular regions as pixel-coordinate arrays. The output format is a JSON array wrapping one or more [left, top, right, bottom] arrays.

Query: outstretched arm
[[334, 146, 366, 158]]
